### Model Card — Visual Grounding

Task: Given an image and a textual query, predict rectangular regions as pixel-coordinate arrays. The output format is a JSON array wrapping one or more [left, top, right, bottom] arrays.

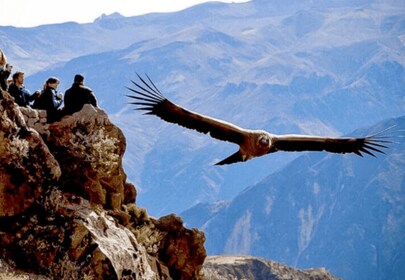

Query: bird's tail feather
[[215, 151, 245, 165]]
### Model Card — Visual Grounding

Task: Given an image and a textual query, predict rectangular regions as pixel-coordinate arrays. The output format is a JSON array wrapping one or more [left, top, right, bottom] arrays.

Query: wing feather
[[128, 74, 246, 145], [271, 134, 389, 157]]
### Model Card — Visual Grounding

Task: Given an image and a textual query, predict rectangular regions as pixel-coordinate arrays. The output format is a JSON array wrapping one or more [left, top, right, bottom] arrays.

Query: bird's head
[[257, 133, 271, 148]]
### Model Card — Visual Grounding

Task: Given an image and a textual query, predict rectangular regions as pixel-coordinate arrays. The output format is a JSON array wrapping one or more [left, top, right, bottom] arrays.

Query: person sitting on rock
[[0, 49, 12, 93], [63, 74, 97, 116], [33, 77, 64, 123], [7, 71, 39, 107]]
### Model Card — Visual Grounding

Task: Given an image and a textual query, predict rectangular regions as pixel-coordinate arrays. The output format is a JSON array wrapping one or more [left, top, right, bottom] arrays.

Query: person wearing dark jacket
[[63, 74, 97, 116], [8, 71, 38, 107], [34, 77, 63, 123]]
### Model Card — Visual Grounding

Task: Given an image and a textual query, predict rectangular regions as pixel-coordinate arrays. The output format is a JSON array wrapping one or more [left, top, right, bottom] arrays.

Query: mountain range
[[1, 0, 404, 279], [183, 115, 405, 280]]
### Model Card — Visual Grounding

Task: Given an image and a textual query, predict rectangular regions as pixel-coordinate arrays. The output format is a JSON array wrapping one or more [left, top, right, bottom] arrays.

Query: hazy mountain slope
[[183, 116, 405, 280], [108, 0, 405, 216], [1, 0, 404, 216]]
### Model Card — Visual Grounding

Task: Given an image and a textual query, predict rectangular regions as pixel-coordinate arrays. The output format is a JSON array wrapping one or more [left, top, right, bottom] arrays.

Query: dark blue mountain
[[183, 116, 405, 280]]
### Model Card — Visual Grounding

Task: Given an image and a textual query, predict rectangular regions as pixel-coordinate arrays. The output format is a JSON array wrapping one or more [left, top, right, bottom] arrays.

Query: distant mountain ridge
[[1, 0, 404, 217]]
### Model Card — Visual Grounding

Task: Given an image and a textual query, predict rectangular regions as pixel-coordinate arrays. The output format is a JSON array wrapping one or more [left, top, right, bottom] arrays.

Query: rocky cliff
[[0, 90, 206, 279]]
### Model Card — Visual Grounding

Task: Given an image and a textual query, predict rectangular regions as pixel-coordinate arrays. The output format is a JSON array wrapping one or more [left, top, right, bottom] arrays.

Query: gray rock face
[[203, 255, 339, 280]]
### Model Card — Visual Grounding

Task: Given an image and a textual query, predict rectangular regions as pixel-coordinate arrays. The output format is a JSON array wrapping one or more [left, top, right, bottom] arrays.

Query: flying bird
[[127, 74, 390, 165]]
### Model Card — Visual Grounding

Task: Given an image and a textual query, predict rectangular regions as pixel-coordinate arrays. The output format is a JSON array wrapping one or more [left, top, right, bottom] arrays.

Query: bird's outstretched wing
[[271, 133, 390, 157], [127, 74, 246, 145]]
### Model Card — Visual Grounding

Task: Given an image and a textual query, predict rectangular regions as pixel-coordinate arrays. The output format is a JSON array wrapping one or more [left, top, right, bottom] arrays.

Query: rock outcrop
[[203, 255, 339, 280], [0, 90, 206, 279]]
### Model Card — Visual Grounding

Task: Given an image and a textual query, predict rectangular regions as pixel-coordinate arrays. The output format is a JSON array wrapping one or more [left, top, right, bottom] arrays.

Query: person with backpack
[[34, 77, 63, 123]]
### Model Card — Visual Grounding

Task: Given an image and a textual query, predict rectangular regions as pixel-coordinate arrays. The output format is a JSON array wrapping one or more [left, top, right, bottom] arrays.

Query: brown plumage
[[127, 74, 390, 165]]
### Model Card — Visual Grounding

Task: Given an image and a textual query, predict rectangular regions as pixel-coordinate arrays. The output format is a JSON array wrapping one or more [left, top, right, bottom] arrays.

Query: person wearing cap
[[63, 74, 97, 116]]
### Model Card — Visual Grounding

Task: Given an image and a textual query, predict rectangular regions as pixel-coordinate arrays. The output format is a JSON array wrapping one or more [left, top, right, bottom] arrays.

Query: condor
[[127, 74, 389, 165]]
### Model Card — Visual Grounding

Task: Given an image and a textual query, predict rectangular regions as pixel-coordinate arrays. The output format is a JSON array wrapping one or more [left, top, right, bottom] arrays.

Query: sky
[[0, 0, 248, 27]]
